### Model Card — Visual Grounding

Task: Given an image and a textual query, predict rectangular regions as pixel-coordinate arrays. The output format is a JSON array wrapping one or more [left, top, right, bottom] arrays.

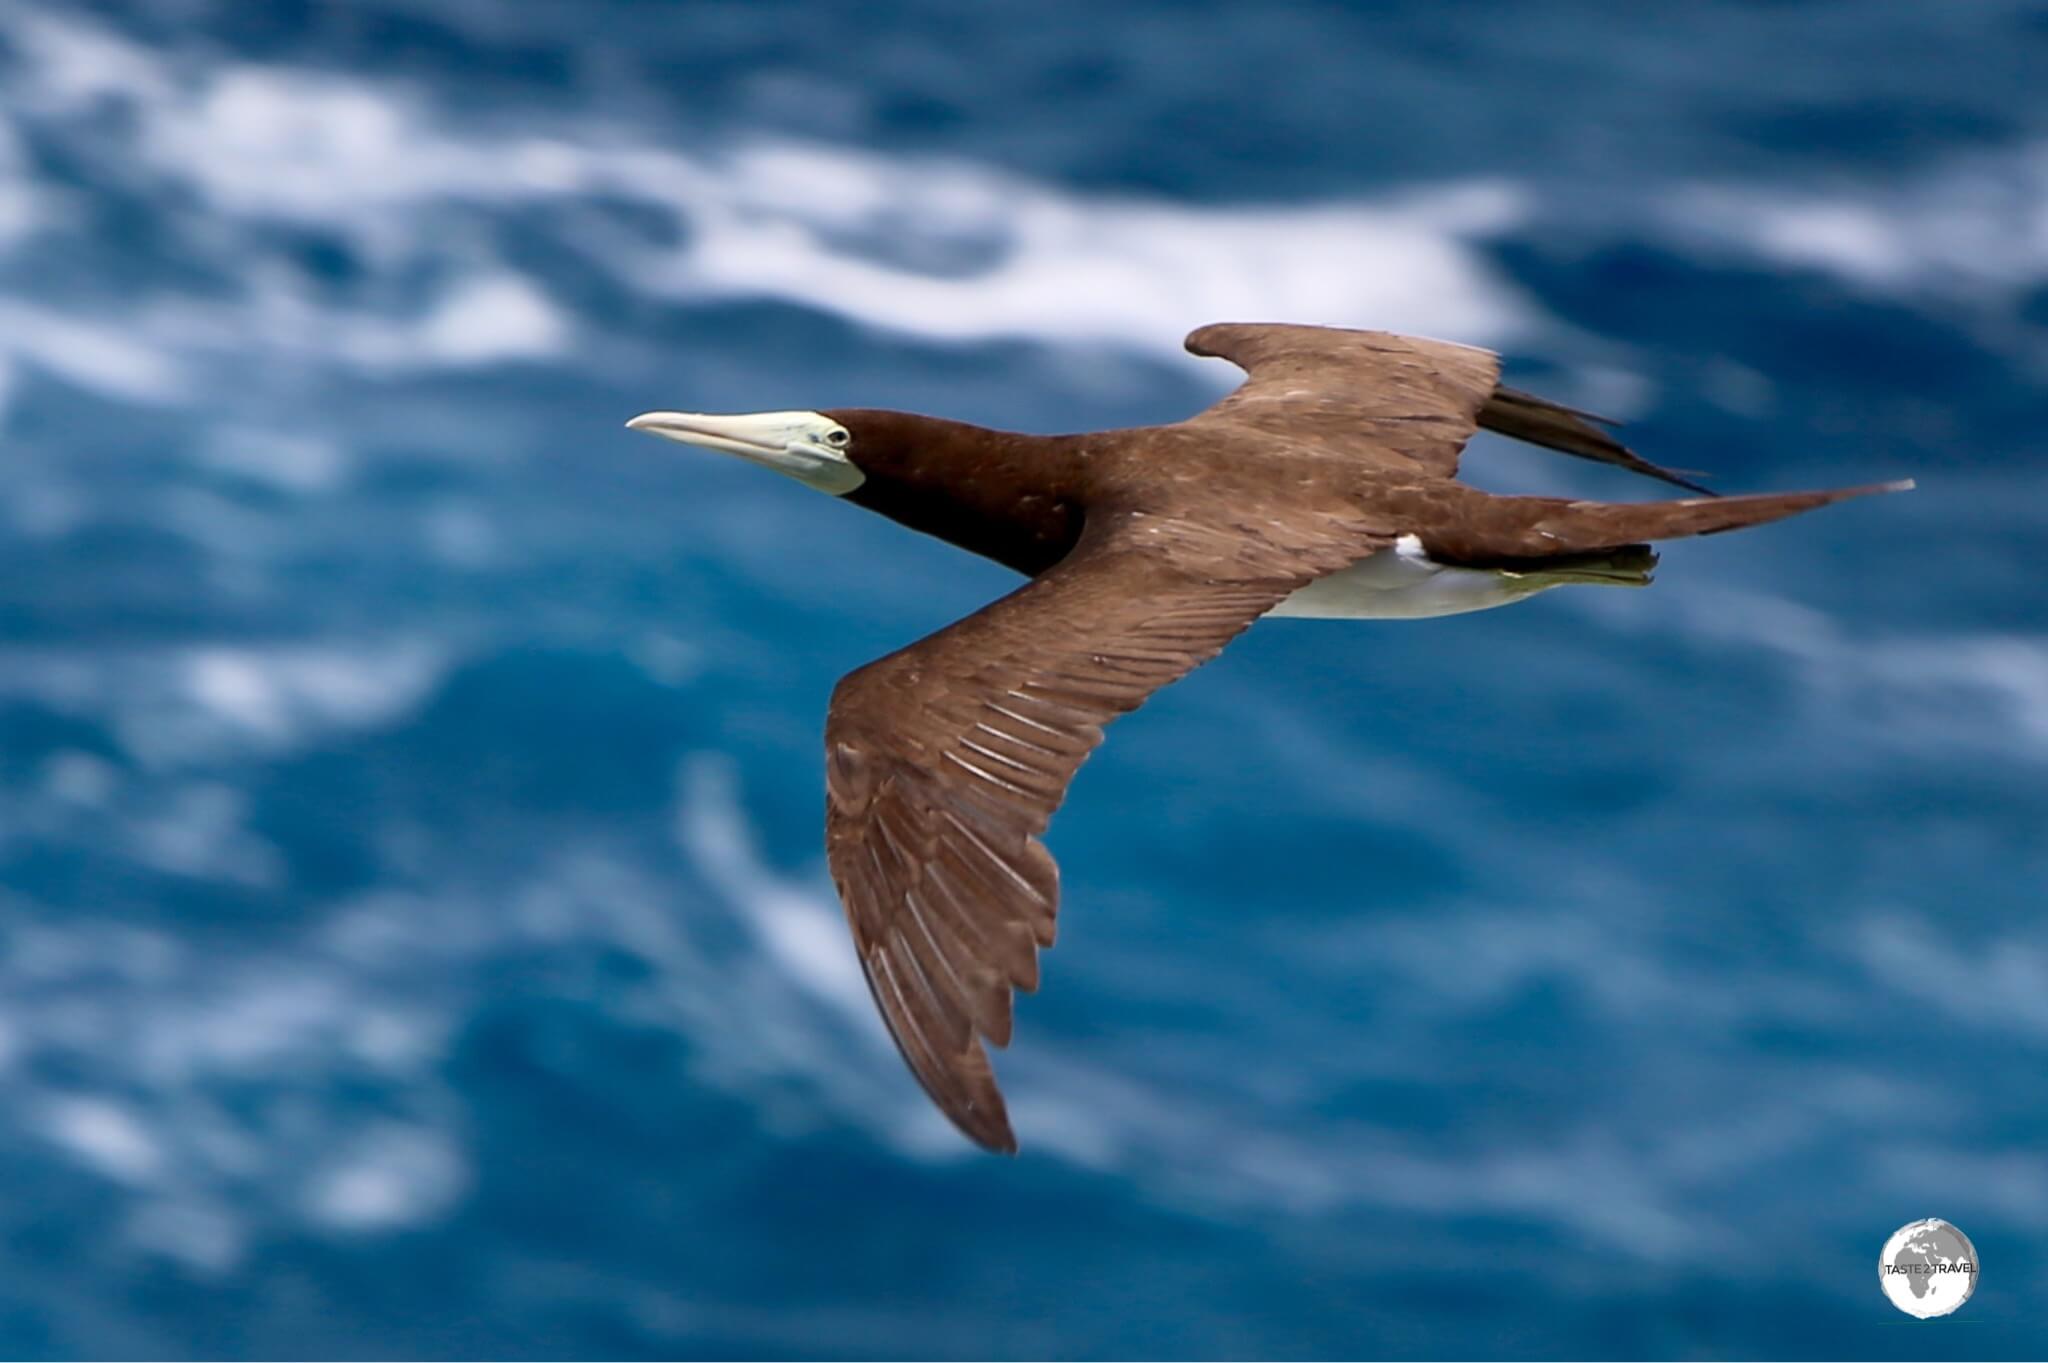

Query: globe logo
[[1879, 1218, 1978, 1319]]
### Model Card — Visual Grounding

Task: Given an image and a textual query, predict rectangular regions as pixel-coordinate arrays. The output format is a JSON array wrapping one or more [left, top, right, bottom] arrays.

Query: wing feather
[[825, 508, 1387, 1151], [1185, 322, 1715, 492]]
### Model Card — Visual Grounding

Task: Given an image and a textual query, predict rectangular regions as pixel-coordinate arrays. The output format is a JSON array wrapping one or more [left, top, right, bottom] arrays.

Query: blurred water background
[[1, 0, 2045, 1356]]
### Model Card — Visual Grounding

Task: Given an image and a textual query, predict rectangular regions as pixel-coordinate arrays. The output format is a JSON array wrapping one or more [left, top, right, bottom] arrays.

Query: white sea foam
[[1, 2, 171, 114], [3, 0, 2041, 1292], [0, 639, 452, 775], [0, 3, 1535, 411], [656, 758, 2008, 1262], [0, 300, 188, 403], [126, 781, 281, 886], [0, 721, 2028, 1276], [1855, 914, 2048, 1039], [1668, 141, 2048, 305], [180, 643, 450, 747], [0, 118, 41, 254], [42, 1096, 165, 1185], [121, 271, 576, 387], [7, 0, 2048, 430], [1580, 579, 2048, 761], [4, 924, 471, 1268], [676, 757, 876, 1022], [409, 273, 569, 366], [198, 426, 351, 493], [642, 159, 1531, 357], [303, 1123, 469, 1232]]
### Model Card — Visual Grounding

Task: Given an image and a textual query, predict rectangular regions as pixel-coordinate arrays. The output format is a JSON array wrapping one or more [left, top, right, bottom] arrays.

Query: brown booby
[[627, 322, 1909, 1153]]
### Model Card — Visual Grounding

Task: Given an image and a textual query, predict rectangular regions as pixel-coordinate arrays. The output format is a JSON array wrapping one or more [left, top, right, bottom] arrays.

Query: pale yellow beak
[[624, 409, 863, 495]]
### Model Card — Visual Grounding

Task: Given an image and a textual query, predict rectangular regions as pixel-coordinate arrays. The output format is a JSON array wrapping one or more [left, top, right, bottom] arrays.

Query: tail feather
[[1480, 386, 1718, 496], [1431, 480, 1914, 564]]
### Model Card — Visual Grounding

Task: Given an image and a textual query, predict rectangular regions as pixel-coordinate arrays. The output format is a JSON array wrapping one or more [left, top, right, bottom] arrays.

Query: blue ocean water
[[1, 0, 2045, 1356]]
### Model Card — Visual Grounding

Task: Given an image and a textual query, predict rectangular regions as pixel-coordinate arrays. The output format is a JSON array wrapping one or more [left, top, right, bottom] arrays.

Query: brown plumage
[[629, 321, 1911, 1153], [1479, 386, 1715, 496]]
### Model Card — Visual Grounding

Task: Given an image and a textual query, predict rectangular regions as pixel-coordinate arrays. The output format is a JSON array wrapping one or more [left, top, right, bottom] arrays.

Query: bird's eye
[[825, 429, 850, 447]]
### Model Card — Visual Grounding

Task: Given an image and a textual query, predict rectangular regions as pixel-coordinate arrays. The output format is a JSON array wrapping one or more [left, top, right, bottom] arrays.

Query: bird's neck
[[839, 412, 1095, 577]]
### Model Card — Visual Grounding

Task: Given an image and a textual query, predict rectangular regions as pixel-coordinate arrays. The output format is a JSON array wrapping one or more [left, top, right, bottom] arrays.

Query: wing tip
[[1183, 323, 1226, 357], [1823, 477, 1916, 503], [960, 1103, 1020, 1154], [1658, 469, 1720, 498]]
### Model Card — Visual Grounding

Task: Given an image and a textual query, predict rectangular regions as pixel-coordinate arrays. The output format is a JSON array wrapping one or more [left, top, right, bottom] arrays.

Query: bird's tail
[[1421, 480, 1914, 564]]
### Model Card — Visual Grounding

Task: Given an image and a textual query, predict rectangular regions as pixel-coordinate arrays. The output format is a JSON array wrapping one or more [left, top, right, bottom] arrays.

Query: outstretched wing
[[1185, 322, 1714, 495], [824, 506, 1388, 1151]]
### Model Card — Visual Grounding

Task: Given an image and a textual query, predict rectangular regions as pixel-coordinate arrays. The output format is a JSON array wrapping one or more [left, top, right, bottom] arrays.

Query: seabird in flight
[[628, 322, 1910, 1153]]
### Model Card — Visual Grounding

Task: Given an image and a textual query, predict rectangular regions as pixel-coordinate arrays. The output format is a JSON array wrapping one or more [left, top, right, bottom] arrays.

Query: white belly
[[1266, 535, 1549, 620]]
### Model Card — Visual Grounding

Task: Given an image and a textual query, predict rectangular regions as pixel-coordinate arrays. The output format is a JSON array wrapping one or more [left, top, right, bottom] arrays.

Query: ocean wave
[[6, 0, 2048, 444], [3, 3, 2044, 1346], [1855, 914, 2048, 1041], [0, 638, 453, 767], [0, 2, 1533, 416], [1590, 581, 2048, 762], [668, 755, 2048, 1266], [0, 739, 1795, 1271], [1663, 140, 2048, 349], [7, 0, 2046, 468]]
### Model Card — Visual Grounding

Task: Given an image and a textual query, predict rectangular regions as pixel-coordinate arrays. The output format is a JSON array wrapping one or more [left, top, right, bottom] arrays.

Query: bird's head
[[625, 408, 866, 495]]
